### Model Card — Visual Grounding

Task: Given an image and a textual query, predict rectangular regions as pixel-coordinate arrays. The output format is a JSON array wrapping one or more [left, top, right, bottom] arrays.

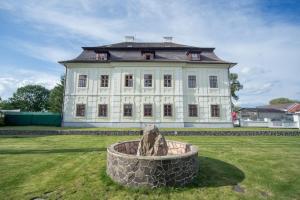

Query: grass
[[0, 136, 300, 200], [0, 125, 299, 131]]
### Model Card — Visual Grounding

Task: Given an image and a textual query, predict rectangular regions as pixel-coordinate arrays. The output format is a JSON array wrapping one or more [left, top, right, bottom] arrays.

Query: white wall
[[63, 62, 232, 127]]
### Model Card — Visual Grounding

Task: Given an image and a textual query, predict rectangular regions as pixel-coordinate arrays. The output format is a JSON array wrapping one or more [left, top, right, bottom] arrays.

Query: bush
[[0, 116, 4, 126]]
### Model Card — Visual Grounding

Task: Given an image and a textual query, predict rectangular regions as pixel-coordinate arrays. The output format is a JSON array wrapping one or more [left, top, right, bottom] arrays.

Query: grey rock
[[137, 124, 168, 156]]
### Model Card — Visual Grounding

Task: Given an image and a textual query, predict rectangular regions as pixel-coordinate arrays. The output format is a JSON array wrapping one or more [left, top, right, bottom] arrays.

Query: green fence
[[4, 112, 62, 126]]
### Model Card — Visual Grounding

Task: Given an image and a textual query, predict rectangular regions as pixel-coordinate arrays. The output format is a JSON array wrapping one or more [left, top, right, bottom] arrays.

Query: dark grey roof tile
[[59, 42, 235, 65]]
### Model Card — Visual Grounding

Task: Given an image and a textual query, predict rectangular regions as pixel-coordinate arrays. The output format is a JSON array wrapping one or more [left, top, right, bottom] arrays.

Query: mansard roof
[[88, 42, 194, 49], [59, 42, 236, 66]]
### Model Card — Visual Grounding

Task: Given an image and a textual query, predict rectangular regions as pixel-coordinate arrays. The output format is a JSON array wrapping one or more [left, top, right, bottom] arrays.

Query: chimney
[[163, 36, 173, 43], [125, 36, 134, 42]]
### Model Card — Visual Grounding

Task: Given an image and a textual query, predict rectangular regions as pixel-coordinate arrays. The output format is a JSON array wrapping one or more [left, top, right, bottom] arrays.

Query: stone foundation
[[107, 140, 199, 188]]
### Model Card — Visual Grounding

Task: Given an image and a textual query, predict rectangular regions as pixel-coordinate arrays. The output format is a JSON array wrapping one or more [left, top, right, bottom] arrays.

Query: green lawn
[[0, 136, 299, 200], [0, 125, 299, 131]]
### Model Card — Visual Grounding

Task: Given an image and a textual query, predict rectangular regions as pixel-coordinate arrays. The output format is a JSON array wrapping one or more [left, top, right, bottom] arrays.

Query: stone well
[[107, 140, 199, 187]]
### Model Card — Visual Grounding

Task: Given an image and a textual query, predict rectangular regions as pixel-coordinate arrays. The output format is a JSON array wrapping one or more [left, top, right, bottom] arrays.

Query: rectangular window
[[78, 75, 87, 87], [96, 53, 107, 60], [164, 75, 172, 87], [191, 53, 200, 60], [188, 75, 196, 88], [98, 104, 107, 117], [209, 76, 218, 88], [76, 104, 85, 117], [125, 74, 133, 87], [211, 105, 220, 117], [164, 104, 172, 117], [143, 53, 154, 60], [100, 75, 109, 87], [123, 104, 133, 117], [144, 104, 152, 117], [144, 74, 152, 87], [188, 104, 198, 117]]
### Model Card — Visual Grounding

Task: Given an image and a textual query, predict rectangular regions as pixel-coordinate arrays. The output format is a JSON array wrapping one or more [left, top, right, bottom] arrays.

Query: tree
[[0, 97, 14, 110], [10, 85, 50, 112], [48, 76, 65, 113], [269, 98, 299, 105], [230, 73, 243, 101]]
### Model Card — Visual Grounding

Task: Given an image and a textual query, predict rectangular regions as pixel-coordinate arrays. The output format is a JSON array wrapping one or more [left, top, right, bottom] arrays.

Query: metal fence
[[241, 120, 299, 129], [4, 112, 61, 126]]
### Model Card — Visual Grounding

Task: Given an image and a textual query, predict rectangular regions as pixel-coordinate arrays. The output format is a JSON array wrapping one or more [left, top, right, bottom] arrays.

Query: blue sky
[[0, 0, 300, 106]]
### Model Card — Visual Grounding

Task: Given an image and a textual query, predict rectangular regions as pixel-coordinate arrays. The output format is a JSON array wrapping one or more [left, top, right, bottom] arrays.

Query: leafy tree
[[230, 73, 243, 101], [0, 97, 14, 110], [269, 98, 299, 105], [10, 85, 50, 112], [49, 76, 65, 113], [0, 100, 15, 110]]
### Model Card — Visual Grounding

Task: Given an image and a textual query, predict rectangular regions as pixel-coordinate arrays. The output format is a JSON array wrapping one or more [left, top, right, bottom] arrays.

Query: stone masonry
[[107, 140, 199, 188]]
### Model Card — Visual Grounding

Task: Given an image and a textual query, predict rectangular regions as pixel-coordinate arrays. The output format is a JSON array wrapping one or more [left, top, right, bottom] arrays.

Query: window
[[96, 53, 107, 60], [78, 75, 87, 87], [144, 104, 152, 117], [188, 75, 196, 88], [98, 104, 107, 117], [211, 105, 220, 117], [188, 105, 198, 117], [191, 53, 200, 60], [144, 74, 152, 87], [100, 75, 109, 87], [164, 104, 172, 117], [125, 74, 133, 87], [209, 76, 218, 88], [143, 52, 154, 60], [123, 104, 133, 117], [164, 75, 172, 87], [76, 104, 85, 117]]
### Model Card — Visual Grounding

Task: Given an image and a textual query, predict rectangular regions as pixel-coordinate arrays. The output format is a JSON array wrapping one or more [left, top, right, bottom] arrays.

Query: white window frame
[[78, 75, 87, 88], [125, 74, 133, 87], [209, 75, 218, 88]]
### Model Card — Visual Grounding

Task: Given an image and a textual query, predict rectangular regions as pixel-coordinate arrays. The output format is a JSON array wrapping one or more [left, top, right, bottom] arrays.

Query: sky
[[0, 0, 300, 107]]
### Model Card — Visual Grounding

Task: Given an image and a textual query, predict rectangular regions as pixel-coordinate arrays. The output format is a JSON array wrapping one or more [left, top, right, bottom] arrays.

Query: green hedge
[[4, 112, 61, 126], [0, 117, 4, 126]]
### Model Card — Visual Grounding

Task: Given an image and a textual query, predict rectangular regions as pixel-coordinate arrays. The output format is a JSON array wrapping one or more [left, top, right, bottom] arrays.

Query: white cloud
[[0, 67, 60, 99], [13, 40, 77, 63]]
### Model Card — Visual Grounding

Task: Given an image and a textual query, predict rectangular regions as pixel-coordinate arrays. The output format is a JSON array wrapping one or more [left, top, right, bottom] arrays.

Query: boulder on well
[[137, 124, 168, 156]]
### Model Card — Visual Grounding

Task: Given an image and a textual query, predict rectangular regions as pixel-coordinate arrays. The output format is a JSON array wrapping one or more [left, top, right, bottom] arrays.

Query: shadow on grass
[[100, 156, 245, 194], [193, 156, 245, 188], [0, 148, 106, 154], [0, 135, 53, 138]]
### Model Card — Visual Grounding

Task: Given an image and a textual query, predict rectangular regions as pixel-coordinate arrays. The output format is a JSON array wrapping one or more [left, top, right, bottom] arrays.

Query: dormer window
[[187, 50, 201, 61], [191, 53, 200, 60], [96, 53, 108, 60], [141, 50, 155, 60], [95, 50, 109, 61]]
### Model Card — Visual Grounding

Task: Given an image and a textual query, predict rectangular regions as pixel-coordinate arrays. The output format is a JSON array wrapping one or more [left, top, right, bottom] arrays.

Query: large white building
[[60, 37, 236, 128]]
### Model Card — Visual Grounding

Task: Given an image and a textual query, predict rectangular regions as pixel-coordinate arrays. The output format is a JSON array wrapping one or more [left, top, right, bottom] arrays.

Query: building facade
[[60, 37, 236, 128]]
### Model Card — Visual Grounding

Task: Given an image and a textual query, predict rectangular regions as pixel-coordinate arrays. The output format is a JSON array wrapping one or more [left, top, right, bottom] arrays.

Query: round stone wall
[[107, 140, 199, 188]]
